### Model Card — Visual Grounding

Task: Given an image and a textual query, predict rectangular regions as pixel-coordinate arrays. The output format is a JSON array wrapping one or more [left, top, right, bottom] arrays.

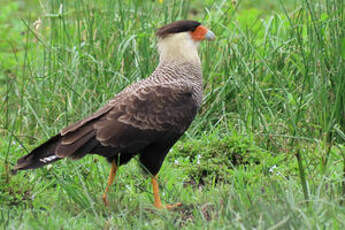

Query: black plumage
[[156, 20, 201, 38]]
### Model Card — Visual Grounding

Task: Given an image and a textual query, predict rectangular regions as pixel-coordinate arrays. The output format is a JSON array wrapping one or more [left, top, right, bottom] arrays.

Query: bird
[[13, 20, 215, 209]]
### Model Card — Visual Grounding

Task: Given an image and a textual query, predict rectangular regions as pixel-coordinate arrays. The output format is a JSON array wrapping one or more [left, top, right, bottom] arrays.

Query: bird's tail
[[12, 134, 62, 174]]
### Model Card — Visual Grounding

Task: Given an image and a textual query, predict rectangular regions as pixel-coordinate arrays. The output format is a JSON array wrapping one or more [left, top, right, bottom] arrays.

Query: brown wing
[[56, 81, 198, 159], [60, 102, 112, 136]]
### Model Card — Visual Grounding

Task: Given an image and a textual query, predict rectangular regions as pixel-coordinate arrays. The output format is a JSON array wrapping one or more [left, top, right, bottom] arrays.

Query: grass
[[1, 0, 345, 229]]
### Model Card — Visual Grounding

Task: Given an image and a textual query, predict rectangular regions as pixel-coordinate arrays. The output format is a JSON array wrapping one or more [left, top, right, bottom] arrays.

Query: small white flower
[[174, 159, 179, 165], [196, 154, 201, 165], [269, 165, 277, 173]]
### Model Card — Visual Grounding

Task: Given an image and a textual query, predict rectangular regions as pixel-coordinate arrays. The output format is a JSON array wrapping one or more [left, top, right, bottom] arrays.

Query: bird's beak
[[204, 29, 216, 41]]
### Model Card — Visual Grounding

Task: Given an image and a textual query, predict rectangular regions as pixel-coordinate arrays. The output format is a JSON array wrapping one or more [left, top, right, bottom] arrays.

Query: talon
[[152, 175, 181, 210], [165, 202, 182, 210]]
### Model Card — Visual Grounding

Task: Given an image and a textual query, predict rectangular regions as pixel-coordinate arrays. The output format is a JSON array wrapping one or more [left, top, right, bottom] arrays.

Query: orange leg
[[151, 175, 182, 209], [102, 160, 117, 206]]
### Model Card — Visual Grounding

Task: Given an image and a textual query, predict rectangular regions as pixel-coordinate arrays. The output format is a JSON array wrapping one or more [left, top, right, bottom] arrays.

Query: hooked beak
[[205, 30, 216, 41]]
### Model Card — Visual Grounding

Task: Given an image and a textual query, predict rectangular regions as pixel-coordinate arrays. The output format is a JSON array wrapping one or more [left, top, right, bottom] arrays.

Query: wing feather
[[111, 82, 197, 130], [61, 105, 112, 135], [56, 131, 96, 157], [55, 80, 198, 159], [95, 81, 198, 147]]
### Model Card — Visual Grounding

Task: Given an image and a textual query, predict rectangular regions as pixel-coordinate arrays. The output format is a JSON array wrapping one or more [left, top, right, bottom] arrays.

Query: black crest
[[156, 20, 201, 38]]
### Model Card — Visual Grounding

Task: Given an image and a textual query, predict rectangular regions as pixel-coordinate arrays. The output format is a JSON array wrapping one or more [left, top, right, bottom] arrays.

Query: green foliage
[[1, 0, 345, 229], [172, 126, 279, 185], [0, 1, 22, 84]]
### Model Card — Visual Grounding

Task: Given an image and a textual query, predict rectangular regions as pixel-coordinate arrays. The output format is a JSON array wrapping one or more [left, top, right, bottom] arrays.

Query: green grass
[[1, 0, 345, 229]]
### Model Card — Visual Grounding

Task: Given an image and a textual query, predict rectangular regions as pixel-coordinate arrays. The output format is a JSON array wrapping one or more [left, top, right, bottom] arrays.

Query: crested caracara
[[13, 20, 215, 209]]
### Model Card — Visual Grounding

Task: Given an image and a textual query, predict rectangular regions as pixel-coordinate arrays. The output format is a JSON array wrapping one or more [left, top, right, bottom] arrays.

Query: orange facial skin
[[191, 25, 209, 41]]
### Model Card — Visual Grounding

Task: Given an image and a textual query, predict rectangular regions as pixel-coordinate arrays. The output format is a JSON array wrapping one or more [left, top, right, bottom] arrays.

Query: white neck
[[157, 32, 201, 65]]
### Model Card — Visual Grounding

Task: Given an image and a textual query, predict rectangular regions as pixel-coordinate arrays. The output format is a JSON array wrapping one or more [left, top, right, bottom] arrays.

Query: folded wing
[[14, 80, 198, 171]]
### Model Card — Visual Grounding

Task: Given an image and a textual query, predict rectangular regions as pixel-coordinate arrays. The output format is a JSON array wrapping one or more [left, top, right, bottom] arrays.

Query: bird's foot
[[165, 202, 182, 210], [155, 202, 182, 210]]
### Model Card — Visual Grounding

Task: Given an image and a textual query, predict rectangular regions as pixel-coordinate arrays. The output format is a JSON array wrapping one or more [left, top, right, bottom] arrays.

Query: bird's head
[[156, 20, 215, 64]]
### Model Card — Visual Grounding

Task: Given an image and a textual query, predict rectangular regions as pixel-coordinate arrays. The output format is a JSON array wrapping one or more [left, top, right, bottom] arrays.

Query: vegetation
[[1, 0, 345, 229]]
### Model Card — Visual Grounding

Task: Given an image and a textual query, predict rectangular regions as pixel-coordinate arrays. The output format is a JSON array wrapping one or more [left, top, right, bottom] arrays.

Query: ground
[[1, 0, 345, 229]]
